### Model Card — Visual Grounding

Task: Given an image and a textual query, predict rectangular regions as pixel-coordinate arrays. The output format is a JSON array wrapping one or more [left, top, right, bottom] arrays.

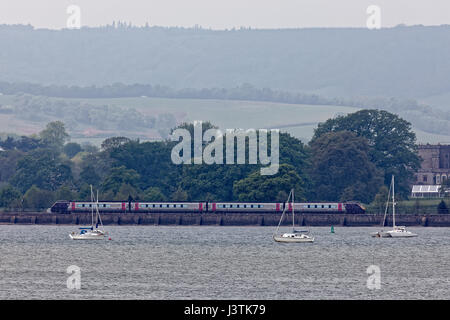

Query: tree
[[79, 165, 101, 188], [233, 164, 306, 201], [437, 200, 449, 214], [114, 183, 141, 201], [100, 166, 141, 194], [63, 142, 82, 158], [101, 137, 131, 152], [39, 121, 70, 151], [171, 187, 188, 201], [312, 109, 420, 197], [308, 131, 383, 203], [143, 187, 167, 201], [10, 148, 73, 192], [371, 185, 389, 214], [0, 149, 24, 183], [55, 185, 75, 201], [0, 185, 22, 208], [23, 185, 55, 210]]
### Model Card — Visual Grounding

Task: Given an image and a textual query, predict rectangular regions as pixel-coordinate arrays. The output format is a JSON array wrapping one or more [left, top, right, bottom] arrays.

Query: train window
[[237, 205, 240, 208], [166, 204, 170, 208], [159, 204, 162, 208], [322, 205, 324, 208], [314, 205, 318, 208], [308, 205, 310, 208], [250, 205, 254, 208], [243, 205, 246, 208], [152, 204, 155, 208]]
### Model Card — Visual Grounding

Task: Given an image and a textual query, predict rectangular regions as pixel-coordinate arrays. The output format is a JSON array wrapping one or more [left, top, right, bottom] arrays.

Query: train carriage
[[289, 202, 344, 213], [69, 201, 125, 213], [132, 202, 206, 213], [49, 200, 365, 214], [210, 202, 282, 213]]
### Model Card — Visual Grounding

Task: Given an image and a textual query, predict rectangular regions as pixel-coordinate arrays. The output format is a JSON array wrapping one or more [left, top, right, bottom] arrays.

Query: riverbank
[[1, 212, 450, 226]]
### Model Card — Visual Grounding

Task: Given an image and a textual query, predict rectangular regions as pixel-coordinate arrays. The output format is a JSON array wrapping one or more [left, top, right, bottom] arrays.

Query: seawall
[[0, 212, 450, 226]]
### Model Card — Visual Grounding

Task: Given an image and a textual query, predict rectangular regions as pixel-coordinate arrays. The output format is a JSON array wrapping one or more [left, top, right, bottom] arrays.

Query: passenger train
[[49, 200, 366, 214]]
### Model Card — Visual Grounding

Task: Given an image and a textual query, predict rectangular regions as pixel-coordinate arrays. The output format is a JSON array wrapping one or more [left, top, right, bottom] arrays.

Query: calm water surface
[[0, 225, 449, 299]]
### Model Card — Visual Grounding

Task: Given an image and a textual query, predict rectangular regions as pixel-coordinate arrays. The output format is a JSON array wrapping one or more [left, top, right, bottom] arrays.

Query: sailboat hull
[[387, 230, 417, 238], [273, 234, 314, 243], [69, 231, 105, 240], [371, 230, 418, 238]]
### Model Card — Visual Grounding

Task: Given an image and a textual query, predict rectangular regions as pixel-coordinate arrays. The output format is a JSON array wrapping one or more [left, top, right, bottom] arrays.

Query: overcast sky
[[0, 0, 449, 29]]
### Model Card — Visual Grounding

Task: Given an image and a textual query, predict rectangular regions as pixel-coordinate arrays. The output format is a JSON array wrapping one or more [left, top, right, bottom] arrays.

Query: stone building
[[415, 144, 450, 185]]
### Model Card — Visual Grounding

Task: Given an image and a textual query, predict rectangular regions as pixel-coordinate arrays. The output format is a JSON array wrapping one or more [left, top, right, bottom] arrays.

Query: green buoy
[[330, 226, 335, 233]]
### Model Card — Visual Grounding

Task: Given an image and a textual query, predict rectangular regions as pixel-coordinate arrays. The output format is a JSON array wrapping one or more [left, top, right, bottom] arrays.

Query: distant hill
[[0, 24, 450, 105], [0, 94, 449, 145]]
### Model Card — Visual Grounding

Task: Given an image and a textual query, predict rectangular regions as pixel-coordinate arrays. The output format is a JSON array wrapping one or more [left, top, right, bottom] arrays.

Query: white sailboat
[[273, 189, 314, 243], [371, 175, 417, 238], [69, 186, 107, 240]]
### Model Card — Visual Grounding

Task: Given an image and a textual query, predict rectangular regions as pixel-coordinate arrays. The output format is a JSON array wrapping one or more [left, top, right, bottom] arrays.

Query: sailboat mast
[[392, 175, 396, 228], [90, 185, 94, 228], [292, 189, 295, 230], [273, 189, 292, 237]]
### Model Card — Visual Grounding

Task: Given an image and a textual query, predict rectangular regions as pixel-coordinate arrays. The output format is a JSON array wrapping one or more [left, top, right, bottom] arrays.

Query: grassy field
[[1, 95, 450, 144], [66, 96, 360, 142]]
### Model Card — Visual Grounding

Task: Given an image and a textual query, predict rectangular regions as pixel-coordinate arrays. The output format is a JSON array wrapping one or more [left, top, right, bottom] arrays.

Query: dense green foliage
[[308, 131, 384, 203], [311, 110, 421, 198], [0, 108, 423, 210], [438, 200, 449, 214]]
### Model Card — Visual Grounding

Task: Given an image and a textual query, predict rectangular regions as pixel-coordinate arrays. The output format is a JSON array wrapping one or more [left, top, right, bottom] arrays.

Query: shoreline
[[1, 212, 450, 227]]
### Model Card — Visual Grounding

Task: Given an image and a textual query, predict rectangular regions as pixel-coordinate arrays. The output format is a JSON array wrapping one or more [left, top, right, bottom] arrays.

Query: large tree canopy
[[233, 164, 306, 202], [311, 109, 420, 197], [39, 121, 70, 151], [308, 131, 384, 203]]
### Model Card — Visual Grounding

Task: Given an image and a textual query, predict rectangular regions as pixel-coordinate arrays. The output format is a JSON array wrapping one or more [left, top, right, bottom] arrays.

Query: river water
[[0, 225, 448, 299]]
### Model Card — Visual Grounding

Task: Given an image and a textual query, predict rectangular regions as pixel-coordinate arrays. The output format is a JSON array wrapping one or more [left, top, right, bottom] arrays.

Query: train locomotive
[[49, 200, 366, 214]]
